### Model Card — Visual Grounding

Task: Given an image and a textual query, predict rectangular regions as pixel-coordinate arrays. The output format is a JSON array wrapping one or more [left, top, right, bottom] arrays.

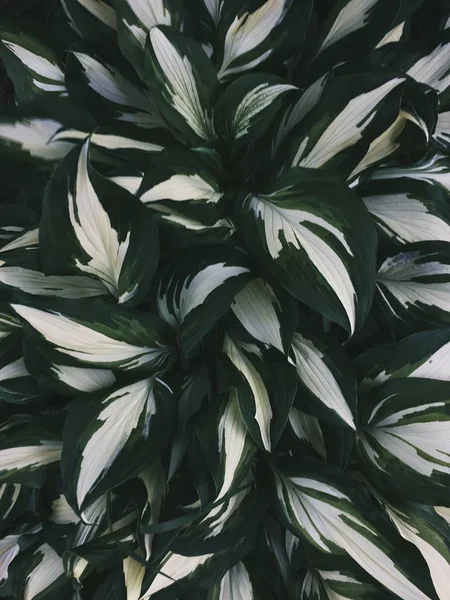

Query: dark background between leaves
[[0, 0, 450, 206]]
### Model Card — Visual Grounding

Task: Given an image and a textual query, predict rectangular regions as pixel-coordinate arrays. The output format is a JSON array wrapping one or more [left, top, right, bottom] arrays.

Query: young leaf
[[62, 377, 174, 515], [156, 249, 251, 357], [238, 168, 377, 334], [40, 139, 159, 306]]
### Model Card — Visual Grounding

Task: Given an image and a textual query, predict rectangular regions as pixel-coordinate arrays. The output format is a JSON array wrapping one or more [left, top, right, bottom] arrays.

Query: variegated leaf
[[124, 555, 145, 600], [361, 178, 450, 244], [301, 568, 393, 600], [157, 249, 251, 356], [40, 139, 159, 305], [274, 466, 432, 600], [0, 118, 75, 162], [223, 335, 296, 451], [207, 561, 255, 599], [290, 76, 404, 173], [0, 438, 62, 485], [434, 111, 450, 151], [23, 544, 65, 600], [62, 377, 174, 515], [114, 0, 183, 80], [239, 168, 377, 334], [0, 534, 21, 584], [49, 494, 80, 525], [289, 408, 326, 459], [138, 461, 165, 559], [214, 74, 295, 142], [406, 34, 450, 95], [376, 242, 450, 331], [67, 46, 162, 129], [383, 502, 450, 600], [0, 483, 28, 525], [145, 25, 218, 142], [355, 328, 450, 391], [231, 277, 298, 354], [291, 332, 356, 429], [375, 21, 406, 48], [357, 378, 450, 504], [12, 298, 175, 372], [0, 25, 66, 102], [60, 0, 117, 46], [216, 0, 310, 80]]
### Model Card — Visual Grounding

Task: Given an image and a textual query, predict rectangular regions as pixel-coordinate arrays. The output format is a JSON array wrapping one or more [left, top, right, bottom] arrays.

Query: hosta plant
[[2, 0, 450, 598]]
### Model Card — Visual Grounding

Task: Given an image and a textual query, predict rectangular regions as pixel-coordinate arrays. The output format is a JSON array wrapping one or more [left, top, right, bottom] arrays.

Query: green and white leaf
[[49, 494, 80, 525], [12, 299, 174, 372], [375, 21, 406, 48], [0, 440, 62, 483], [291, 332, 356, 429], [157, 250, 251, 356], [41, 139, 159, 305], [207, 561, 254, 599], [123, 555, 145, 600], [407, 36, 450, 95], [301, 568, 392, 600], [61, 0, 117, 35], [274, 468, 432, 600], [24, 543, 65, 600], [361, 178, 450, 244], [0, 535, 21, 583], [289, 408, 326, 459], [434, 111, 450, 151], [376, 242, 450, 330], [0, 26, 66, 101], [62, 377, 173, 514], [239, 169, 377, 334], [0, 118, 75, 161], [146, 26, 218, 142]]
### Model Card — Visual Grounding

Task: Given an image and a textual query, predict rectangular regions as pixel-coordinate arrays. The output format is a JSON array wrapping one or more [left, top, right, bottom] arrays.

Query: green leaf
[[62, 376, 174, 516], [0, 24, 66, 103], [12, 298, 175, 373], [273, 463, 433, 600], [354, 328, 450, 391], [216, 0, 312, 80], [361, 177, 450, 244], [145, 25, 218, 142], [376, 242, 450, 331], [40, 139, 159, 306], [291, 332, 356, 429], [156, 248, 251, 357], [238, 168, 377, 334], [114, 0, 184, 81], [223, 335, 297, 451], [357, 378, 450, 504]]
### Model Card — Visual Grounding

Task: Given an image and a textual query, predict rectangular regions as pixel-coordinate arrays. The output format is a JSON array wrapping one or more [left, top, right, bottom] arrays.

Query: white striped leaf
[[290, 76, 404, 172], [291, 332, 356, 429], [124, 556, 145, 600], [434, 111, 450, 151], [371, 153, 450, 195], [157, 249, 251, 356], [207, 562, 255, 599], [355, 328, 450, 391], [272, 74, 328, 160], [273, 467, 433, 600], [0, 26, 66, 102], [406, 34, 450, 95], [49, 494, 80, 525], [23, 544, 65, 600], [383, 503, 450, 600], [301, 568, 393, 599], [357, 378, 450, 504], [361, 178, 450, 244], [231, 277, 298, 354], [12, 299, 175, 372], [60, 0, 117, 46], [0, 534, 21, 584], [376, 242, 450, 331], [239, 168, 377, 334], [140, 552, 214, 598], [62, 377, 174, 515], [0, 118, 75, 162], [114, 0, 183, 80], [0, 483, 28, 525], [145, 26, 218, 142], [0, 438, 62, 485], [0, 305, 20, 340], [214, 73, 295, 142], [216, 0, 310, 80], [0, 355, 42, 405], [138, 149, 225, 225], [0, 227, 39, 270], [67, 47, 162, 129], [223, 334, 297, 451], [40, 139, 159, 305], [289, 408, 326, 459]]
